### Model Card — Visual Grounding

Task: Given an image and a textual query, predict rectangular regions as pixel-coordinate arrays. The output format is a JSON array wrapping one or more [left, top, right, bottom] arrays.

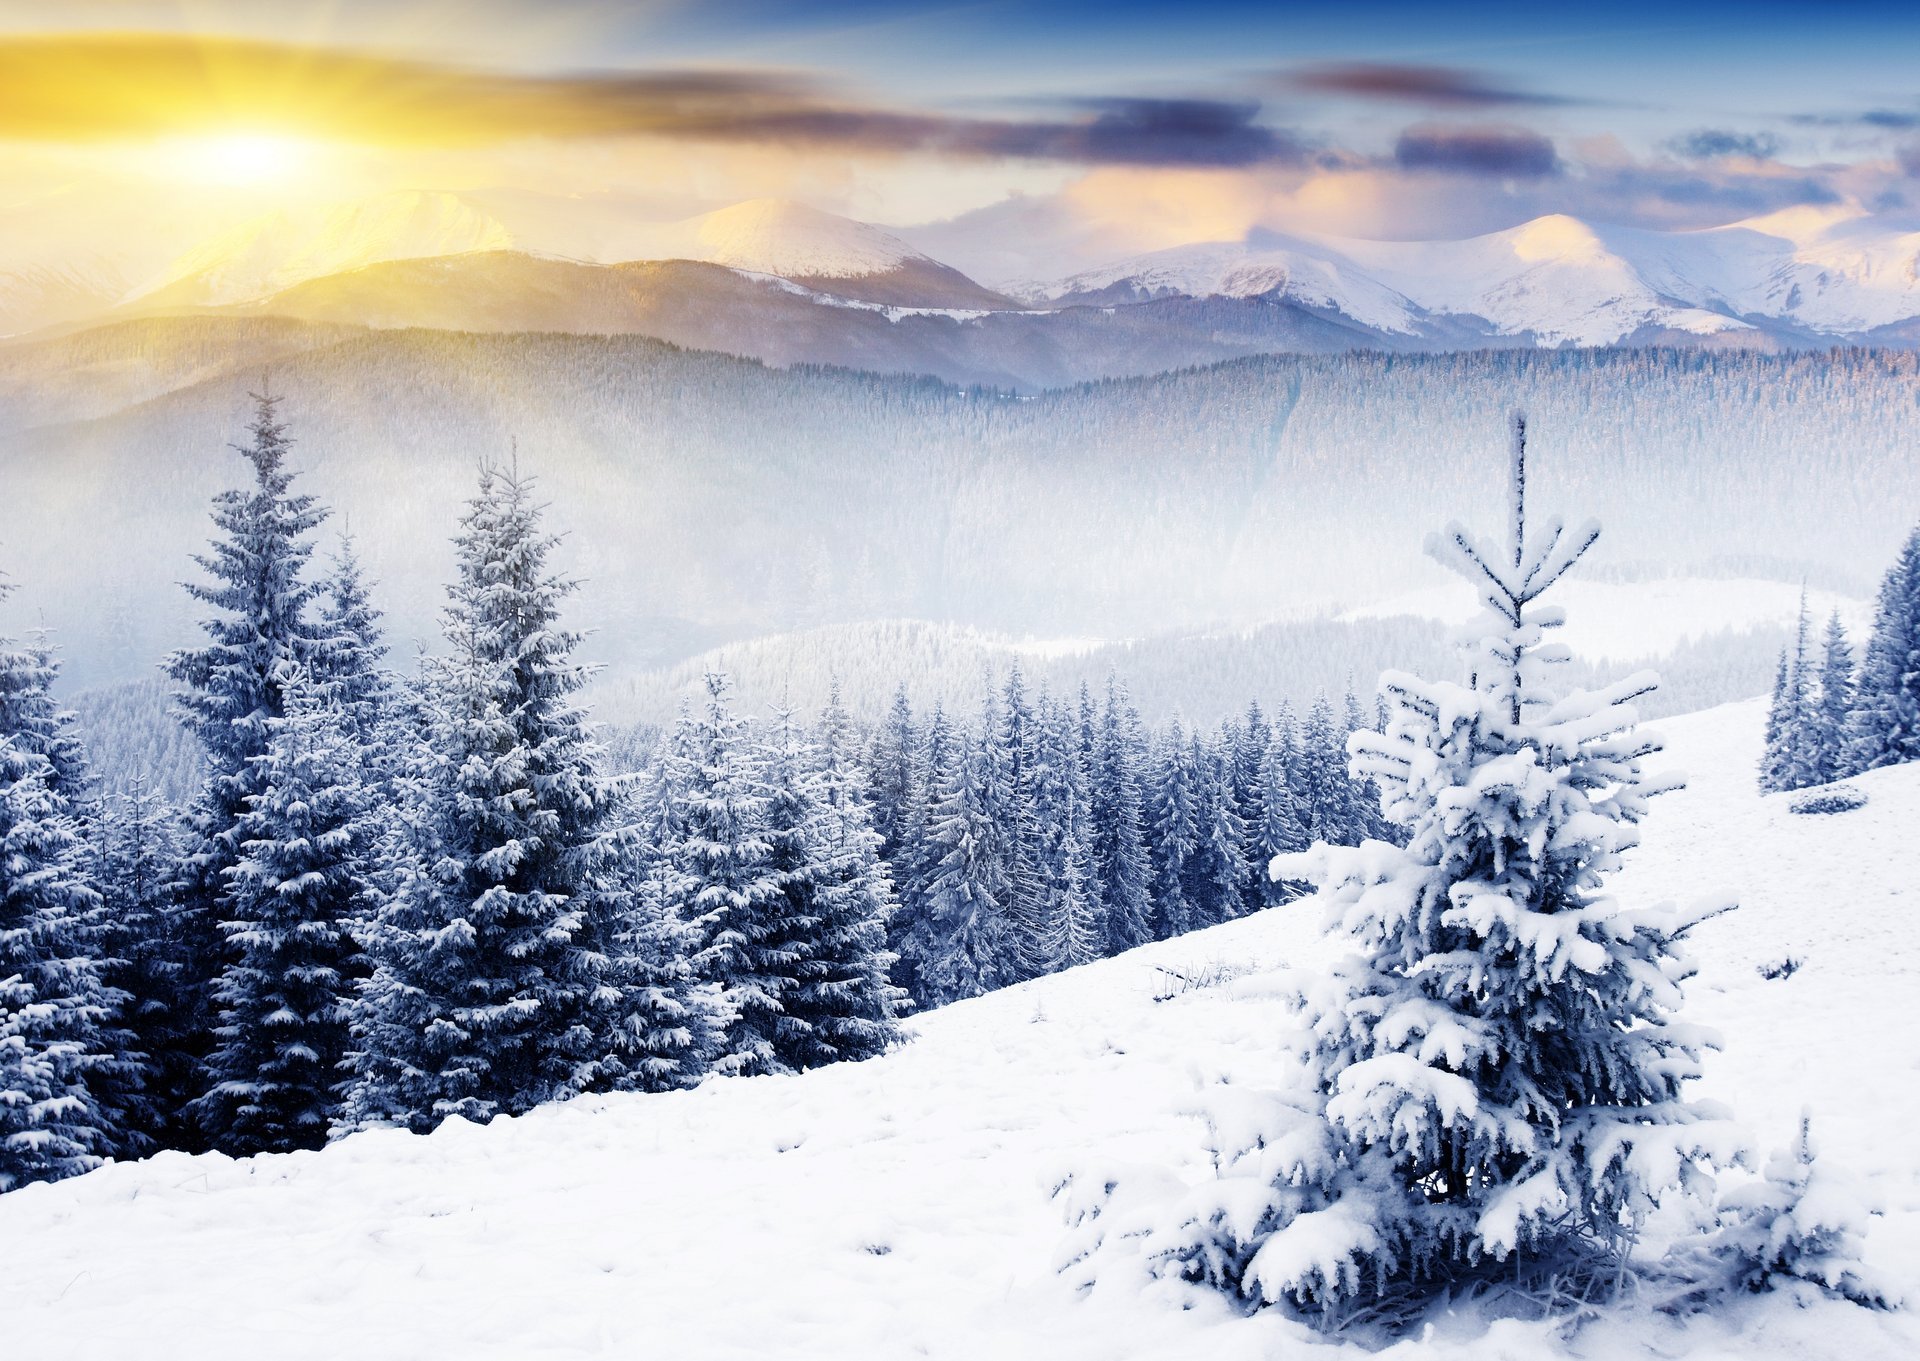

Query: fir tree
[[194, 674, 366, 1153], [1184, 733, 1245, 929], [0, 738, 122, 1190], [1760, 648, 1792, 793], [1148, 715, 1200, 939], [1847, 527, 1920, 773], [1808, 612, 1855, 785], [344, 462, 610, 1131], [1150, 414, 1741, 1324], [1299, 694, 1359, 846], [1255, 732, 1309, 906], [1089, 675, 1153, 954], [165, 389, 330, 1144], [95, 777, 182, 1153], [867, 684, 918, 865], [661, 673, 788, 1076], [759, 707, 903, 1068], [915, 698, 1022, 1006]]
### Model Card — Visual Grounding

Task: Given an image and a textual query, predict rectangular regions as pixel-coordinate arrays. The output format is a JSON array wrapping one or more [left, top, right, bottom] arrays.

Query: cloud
[[1393, 124, 1560, 178], [0, 32, 1303, 166], [1667, 129, 1781, 160], [1281, 63, 1571, 108], [1790, 108, 1920, 131]]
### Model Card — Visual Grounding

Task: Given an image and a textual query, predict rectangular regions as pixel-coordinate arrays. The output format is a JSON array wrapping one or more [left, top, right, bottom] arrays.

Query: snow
[[1024, 208, 1920, 346], [1344, 576, 1873, 660], [660, 199, 930, 280], [2, 700, 1916, 1359]]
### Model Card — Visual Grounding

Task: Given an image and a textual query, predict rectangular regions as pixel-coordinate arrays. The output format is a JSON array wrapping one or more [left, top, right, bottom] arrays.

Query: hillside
[[0, 698, 1913, 1359], [3, 327, 1914, 692]]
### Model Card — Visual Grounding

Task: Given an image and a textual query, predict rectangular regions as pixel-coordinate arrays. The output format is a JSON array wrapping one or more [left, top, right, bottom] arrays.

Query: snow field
[[2, 697, 1916, 1360]]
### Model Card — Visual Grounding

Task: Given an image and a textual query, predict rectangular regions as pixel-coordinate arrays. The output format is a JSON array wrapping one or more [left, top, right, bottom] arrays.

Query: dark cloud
[[1394, 124, 1561, 178], [1283, 63, 1571, 108], [1790, 108, 1920, 130], [704, 97, 1305, 166], [1667, 128, 1781, 160], [0, 32, 1303, 166]]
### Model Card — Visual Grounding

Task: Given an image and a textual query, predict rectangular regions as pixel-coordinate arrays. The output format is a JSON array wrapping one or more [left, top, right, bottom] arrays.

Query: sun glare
[[163, 132, 321, 187]]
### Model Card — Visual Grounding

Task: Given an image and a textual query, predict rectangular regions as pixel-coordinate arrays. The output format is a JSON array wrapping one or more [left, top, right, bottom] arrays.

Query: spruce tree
[[868, 683, 918, 865], [1228, 701, 1271, 914], [1760, 647, 1792, 793], [95, 777, 182, 1153], [1089, 675, 1154, 954], [1808, 611, 1855, 784], [661, 673, 788, 1076], [1148, 716, 1200, 939], [887, 700, 953, 1005], [195, 673, 365, 1153], [759, 708, 902, 1069], [1848, 527, 1920, 773], [915, 701, 1022, 1006], [166, 389, 330, 1144], [1152, 415, 1740, 1323], [1184, 733, 1245, 929], [1256, 732, 1309, 905], [1299, 694, 1359, 845], [344, 463, 610, 1131]]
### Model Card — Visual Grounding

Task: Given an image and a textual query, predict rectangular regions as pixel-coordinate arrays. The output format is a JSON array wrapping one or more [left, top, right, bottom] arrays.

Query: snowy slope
[[1, 699, 1915, 1359]]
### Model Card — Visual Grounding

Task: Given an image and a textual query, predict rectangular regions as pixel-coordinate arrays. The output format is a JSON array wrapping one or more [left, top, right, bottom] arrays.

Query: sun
[[162, 132, 322, 187]]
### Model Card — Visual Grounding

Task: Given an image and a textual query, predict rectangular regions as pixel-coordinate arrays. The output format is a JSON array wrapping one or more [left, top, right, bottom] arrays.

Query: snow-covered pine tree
[[0, 734, 124, 1190], [867, 684, 918, 865], [1760, 648, 1792, 792], [1183, 731, 1246, 929], [887, 700, 955, 1005], [915, 691, 1022, 1006], [312, 532, 389, 744], [1808, 611, 1855, 785], [1847, 526, 1920, 773], [1148, 413, 1742, 1325], [0, 631, 98, 814], [992, 665, 1045, 958], [1148, 715, 1200, 940], [194, 672, 366, 1153], [165, 389, 330, 1144], [758, 705, 902, 1069], [661, 672, 789, 1076], [1255, 729, 1309, 907], [343, 462, 611, 1131], [1089, 675, 1154, 954], [1228, 701, 1271, 914], [1298, 694, 1359, 846], [1027, 696, 1102, 974], [95, 776, 183, 1153]]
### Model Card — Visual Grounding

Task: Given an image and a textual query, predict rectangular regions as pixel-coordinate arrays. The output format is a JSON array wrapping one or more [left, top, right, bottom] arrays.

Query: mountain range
[[9, 190, 1920, 389]]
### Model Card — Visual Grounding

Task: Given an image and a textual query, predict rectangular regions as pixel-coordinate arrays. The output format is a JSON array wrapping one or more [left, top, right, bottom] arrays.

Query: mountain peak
[[675, 199, 930, 280]]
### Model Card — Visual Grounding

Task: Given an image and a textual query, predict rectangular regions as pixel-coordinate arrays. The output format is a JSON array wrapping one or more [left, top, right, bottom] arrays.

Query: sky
[[3, 0, 1919, 283]]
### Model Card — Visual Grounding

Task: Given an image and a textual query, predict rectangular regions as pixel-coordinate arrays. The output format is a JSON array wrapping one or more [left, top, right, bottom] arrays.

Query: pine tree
[[1027, 696, 1102, 974], [1228, 701, 1271, 914], [1089, 675, 1154, 954], [165, 389, 330, 1143], [868, 684, 918, 864], [759, 707, 902, 1068], [1299, 694, 1359, 845], [1808, 612, 1855, 785], [194, 674, 366, 1152], [1148, 715, 1200, 939], [992, 665, 1044, 956], [312, 532, 389, 743], [1760, 647, 1792, 793], [344, 463, 610, 1131], [95, 777, 183, 1153], [1848, 527, 1920, 773], [1184, 733, 1246, 929], [916, 700, 1022, 1007], [1151, 414, 1740, 1323], [662, 673, 789, 1076], [0, 737, 123, 1190], [1255, 732, 1309, 906], [887, 701, 954, 1005]]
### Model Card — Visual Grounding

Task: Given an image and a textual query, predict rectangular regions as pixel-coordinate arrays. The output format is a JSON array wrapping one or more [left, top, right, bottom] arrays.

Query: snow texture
[[0, 701, 1914, 1359]]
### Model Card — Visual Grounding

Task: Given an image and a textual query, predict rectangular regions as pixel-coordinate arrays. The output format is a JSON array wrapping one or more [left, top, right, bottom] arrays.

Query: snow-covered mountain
[[1022, 207, 1920, 348], [3, 700, 1915, 1359]]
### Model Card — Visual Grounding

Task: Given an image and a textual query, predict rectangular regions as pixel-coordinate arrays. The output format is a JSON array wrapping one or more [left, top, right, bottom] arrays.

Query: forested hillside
[[3, 324, 1915, 690]]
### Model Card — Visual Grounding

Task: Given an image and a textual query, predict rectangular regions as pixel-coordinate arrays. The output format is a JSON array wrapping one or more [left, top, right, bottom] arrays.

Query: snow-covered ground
[[2, 698, 1915, 1360]]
